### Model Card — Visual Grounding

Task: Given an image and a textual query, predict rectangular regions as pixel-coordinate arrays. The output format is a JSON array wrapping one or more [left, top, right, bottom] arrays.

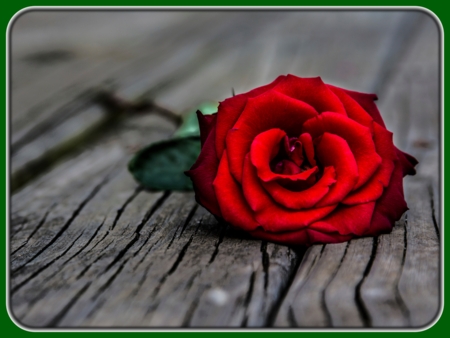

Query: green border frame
[[2, 2, 446, 335]]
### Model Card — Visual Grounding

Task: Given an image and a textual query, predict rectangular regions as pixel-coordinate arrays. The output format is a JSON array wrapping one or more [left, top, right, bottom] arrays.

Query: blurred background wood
[[9, 9, 441, 328]]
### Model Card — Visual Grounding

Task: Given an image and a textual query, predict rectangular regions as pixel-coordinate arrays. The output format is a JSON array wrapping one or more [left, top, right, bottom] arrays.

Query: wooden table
[[9, 9, 441, 328]]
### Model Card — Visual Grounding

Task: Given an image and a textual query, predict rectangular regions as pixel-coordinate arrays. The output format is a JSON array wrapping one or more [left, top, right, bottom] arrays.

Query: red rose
[[186, 75, 418, 246]]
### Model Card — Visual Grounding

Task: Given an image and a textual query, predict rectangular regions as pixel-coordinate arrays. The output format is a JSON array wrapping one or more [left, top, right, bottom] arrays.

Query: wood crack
[[428, 183, 440, 239], [288, 306, 299, 327], [266, 246, 304, 327], [241, 269, 256, 327], [355, 236, 378, 327], [62, 218, 106, 265], [86, 229, 109, 254], [11, 207, 53, 256], [322, 241, 351, 327], [149, 221, 201, 303], [110, 186, 142, 231], [12, 178, 109, 275], [166, 204, 198, 250], [10, 214, 28, 237], [208, 224, 226, 264], [167, 234, 195, 276], [319, 244, 326, 258], [130, 261, 154, 297], [178, 205, 198, 239], [102, 191, 170, 274], [76, 241, 114, 280], [11, 231, 85, 294], [395, 215, 412, 325], [47, 282, 92, 327], [133, 237, 162, 272], [260, 241, 270, 292], [180, 271, 203, 327], [93, 258, 130, 301], [102, 233, 139, 274]]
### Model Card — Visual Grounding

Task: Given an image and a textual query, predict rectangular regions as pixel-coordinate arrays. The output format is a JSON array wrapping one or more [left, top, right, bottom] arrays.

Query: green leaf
[[173, 101, 218, 138], [128, 136, 201, 191], [128, 102, 218, 191]]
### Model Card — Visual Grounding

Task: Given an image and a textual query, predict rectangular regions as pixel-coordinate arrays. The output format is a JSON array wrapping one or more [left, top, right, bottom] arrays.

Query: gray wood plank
[[390, 16, 440, 328], [11, 135, 301, 327], [360, 221, 409, 327], [10, 11, 243, 186], [274, 11, 440, 328], [357, 14, 440, 329], [324, 237, 373, 327], [11, 11, 196, 131], [155, 11, 407, 112], [274, 243, 348, 327], [11, 112, 175, 274], [398, 178, 440, 327], [12, 12, 307, 189], [10, 13, 307, 326], [10, 10, 441, 328]]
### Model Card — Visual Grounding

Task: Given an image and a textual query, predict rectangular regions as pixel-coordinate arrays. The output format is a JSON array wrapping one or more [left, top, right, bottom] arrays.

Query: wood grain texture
[[324, 237, 373, 327], [274, 243, 348, 327], [273, 11, 441, 328], [399, 179, 440, 327], [360, 222, 409, 327], [10, 10, 441, 328], [11, 163, 300, 327], [10, 11, 265, 188]]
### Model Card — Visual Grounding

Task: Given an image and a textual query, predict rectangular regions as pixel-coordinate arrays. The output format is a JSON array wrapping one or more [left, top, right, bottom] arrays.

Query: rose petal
[[343, 122, 397, 205], [215, 75, 286, 158], [272, 75, 347, 115], [310, 202, 376, 236], [249, 227, 310, 246], [226, 90, 318, 182], [273, 160, 303, 176], [242, 155, 336, 232], [303, 112, 382, 189], [364, 161, 407, 236], [213, 151, 260, 231], [249, 128, 318, 183], [249, 227, 353, 246], [185, 124, 221, 216], [314, 132, 359, 207], [197, 111, 217, 146], [298, 133, 316, 167], [306, 229, 354, 245], [396, 147, 418, 176], [327, 85, 374, 128], [341, 88, 386, 128], [263, 166, 336, 209], [285, 136, 304, 167]]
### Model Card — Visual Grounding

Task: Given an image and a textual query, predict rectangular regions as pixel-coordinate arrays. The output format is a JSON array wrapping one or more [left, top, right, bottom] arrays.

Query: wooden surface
[[9, 10, 441, 328]]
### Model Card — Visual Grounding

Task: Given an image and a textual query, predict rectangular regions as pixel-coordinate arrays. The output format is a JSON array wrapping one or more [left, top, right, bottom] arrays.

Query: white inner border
[[5, 5, 444, 333]]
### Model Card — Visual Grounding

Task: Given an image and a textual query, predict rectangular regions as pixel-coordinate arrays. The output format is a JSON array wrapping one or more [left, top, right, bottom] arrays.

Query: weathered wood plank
[[10, 10, 441, 328], [356, 14, 440, 329], [10, 112, 175, 256], [11, 11, 259, 187], [274, 11, 440, 328], [11, 11, 197, 132], [274, 243, 348, 327], [398, 178, 440, 327], [360, 221, 409, 327], [10, 12, 308, 326], [11, 11, 415, 190], [324, 237, 373, 327], [156, 11, 407, 112], [11, 150, 300, 327]]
